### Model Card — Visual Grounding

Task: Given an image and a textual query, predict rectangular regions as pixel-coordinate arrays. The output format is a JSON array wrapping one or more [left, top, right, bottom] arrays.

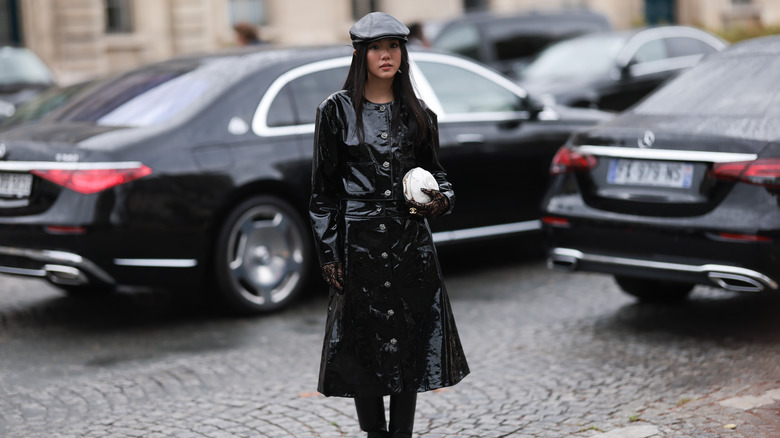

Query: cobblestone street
[[0, 244, 778, 437]]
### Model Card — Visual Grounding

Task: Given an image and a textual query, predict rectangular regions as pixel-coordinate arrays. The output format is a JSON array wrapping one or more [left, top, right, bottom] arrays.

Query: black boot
[[389, 392, 417, 438], [355, 396, 388, 438]]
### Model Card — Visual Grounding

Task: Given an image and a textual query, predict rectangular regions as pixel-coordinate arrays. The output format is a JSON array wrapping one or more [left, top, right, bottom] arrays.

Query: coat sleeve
[[417, 106, 455, 216], [309, 100, 343, 266]]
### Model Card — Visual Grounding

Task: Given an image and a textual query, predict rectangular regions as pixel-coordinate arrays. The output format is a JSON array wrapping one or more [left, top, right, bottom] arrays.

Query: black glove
[[408, 188, 450, 219], [321, 262, 344, 293]]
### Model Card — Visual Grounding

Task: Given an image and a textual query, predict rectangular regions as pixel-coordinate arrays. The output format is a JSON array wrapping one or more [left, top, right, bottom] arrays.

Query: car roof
[[438, 8, 611, 27]]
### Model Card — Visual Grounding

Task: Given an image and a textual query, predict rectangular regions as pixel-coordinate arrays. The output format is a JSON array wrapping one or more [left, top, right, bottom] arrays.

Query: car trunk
[[568, 120, 771, 217]]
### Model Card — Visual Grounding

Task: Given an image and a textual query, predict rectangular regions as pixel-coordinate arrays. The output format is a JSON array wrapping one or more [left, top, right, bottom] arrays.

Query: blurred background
[[1, 0, 779, 86]]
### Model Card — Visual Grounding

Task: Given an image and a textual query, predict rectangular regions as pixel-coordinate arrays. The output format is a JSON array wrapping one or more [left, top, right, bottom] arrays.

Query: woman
[[310, 12, 469, 438]]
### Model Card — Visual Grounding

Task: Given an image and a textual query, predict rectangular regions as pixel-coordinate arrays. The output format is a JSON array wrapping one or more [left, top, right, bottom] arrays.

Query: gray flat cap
[[350, 12, 409, 46]]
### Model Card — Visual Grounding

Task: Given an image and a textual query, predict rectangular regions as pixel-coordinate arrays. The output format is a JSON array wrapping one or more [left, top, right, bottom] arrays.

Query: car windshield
[[53, 68, 211, 127], [635, 54, 780, 116], [0, 47, 53, 86], [519, 34, 626, 80]]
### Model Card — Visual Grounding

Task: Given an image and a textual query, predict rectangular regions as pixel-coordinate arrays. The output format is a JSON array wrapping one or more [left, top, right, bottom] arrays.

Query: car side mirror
[[526, 95, 558, 121]]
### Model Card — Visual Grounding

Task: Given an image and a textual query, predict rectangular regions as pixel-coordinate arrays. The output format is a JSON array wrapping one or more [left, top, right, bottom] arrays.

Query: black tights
[[354, 392, 417, 438]]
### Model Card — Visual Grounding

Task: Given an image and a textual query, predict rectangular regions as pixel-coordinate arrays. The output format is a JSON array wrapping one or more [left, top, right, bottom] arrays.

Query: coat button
[[390, 338, 397, 345], [381, 132, 388, 139], [379, 105, 386, 111], [384, 281, 391, 288], [379, 224, 386, 231], [382, 161, 390, 168], [387, 309, 395, 316], [381, 252, 388, 259], [384, 189, 391, 196], [376, 206, 382, 213]]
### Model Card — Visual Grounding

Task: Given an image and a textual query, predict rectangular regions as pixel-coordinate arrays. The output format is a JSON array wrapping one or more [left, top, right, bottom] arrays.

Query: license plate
[[607, 159, 693, 188], [0, 173, 33, 198]]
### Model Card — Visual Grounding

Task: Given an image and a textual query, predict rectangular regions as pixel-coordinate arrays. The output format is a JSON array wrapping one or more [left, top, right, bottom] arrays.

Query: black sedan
[[541, 35, 780, 302], [517, 26, 726, 112], [0, 45, 609, 314]]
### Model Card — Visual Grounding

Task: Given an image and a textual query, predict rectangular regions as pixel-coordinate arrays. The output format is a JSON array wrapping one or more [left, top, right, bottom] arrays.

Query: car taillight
[[711, 158, 780, 189], [31, 164, 152, 194], [550, 146, 597, 175]]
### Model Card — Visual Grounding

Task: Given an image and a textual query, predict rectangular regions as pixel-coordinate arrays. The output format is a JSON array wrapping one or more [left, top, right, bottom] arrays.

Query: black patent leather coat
[[310, 90, 469, 397]]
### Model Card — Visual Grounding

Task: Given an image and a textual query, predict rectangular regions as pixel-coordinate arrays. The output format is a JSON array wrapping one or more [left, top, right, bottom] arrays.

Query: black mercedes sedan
[[541, 35, 780, 302], [0, 45, 609, 314]]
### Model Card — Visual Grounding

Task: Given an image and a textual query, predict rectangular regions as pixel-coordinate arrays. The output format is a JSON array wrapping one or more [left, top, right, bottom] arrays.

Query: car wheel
[[214, 195, 312, 314], [614, 275, 693, 303]]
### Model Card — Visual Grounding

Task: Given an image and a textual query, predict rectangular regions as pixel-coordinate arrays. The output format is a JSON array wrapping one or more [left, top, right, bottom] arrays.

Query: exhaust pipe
[[707, 272, 764, 292], [547, 254, 579, 272], [44, 264, 89, 286]]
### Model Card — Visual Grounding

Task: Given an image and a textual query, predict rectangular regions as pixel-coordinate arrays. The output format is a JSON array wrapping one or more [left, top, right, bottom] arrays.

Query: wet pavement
[[0, 242, 779, 437]]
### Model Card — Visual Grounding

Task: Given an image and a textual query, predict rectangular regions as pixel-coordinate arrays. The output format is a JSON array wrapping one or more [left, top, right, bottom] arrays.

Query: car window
[[519, 34, 626, 79], [665, 37, 716, 57], [415, 61, 523, 114], [635, 54, 780, 116], [0, 48, 52, 85], [55, 69, 211, 127], [266, 85, 297, 127], [433, 24, 481, 60], [285, 66, 348, 125], [632, 38, 668, 63]]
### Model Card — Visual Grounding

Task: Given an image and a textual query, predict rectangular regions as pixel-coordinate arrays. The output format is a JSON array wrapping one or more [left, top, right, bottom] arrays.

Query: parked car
[[517, 26, 727, 112], [0, 45, 610, 314], [0, 46, 55, 120], [541, 35, 780, 302], [430, 9, 611, 78]]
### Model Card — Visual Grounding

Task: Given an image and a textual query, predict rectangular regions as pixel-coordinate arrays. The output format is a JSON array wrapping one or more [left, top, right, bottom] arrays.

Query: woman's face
[[365, 38, 402, 81]]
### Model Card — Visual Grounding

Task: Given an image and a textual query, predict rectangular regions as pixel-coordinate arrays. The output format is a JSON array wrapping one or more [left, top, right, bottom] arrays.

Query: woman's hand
[[321, 262, 344, 293], [409, 188, 450, 219]]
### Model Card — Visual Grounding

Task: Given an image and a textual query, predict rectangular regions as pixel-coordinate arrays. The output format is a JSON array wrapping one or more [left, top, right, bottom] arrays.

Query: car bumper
[[0, 245, 114, 286], [547, 247, 779, 292]]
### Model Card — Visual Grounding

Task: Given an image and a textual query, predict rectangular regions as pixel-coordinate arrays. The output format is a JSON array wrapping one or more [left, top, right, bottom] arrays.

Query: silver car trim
[[432, 220, 541, 244], [549, 247, 779, 290], [575, 145, 757, 163], [0, 246, 114, 284], [113, 258, 198, 268], [0, 161, 146, 171]]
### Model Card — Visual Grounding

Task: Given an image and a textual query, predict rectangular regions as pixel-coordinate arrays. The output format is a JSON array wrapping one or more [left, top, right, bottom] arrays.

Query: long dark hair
[[342, 41, 429, 145]]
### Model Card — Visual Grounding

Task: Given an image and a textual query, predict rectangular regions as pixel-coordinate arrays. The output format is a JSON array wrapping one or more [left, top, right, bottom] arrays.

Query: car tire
[[614, 275, 694, 303], [214, 195, 312, 314]]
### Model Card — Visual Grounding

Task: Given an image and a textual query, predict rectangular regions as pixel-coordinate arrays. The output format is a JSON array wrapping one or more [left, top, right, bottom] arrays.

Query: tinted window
[[635, 55, 780, 116], [665, 36, 716, 57], [632, 38, 668, 63], [287, 66, 348, 125], [433, 24, 480, 60], [520, 34, 625, 79], [55, 69, 211, 127], [266, 85, 296, 127], [416, 61, 523, 114]]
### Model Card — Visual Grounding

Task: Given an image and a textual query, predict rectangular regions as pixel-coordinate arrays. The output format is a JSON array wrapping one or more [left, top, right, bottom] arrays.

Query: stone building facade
[[4, 0, 780, 85]]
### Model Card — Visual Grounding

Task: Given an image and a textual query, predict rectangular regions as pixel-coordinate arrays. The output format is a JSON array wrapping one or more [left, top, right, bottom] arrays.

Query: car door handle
[[455, 134, 485, 144]]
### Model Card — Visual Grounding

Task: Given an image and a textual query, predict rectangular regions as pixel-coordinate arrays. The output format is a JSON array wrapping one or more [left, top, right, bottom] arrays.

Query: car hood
[[571, 112, 777, 155], [519, 75, 604, 105]]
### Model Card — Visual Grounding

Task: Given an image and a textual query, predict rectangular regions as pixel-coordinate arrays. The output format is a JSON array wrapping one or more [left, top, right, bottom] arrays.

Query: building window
[[229, 0, 268, 26], [463, 0, 488, 12], [352, 0, 379, 20], [105, 0, 133, 33]]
